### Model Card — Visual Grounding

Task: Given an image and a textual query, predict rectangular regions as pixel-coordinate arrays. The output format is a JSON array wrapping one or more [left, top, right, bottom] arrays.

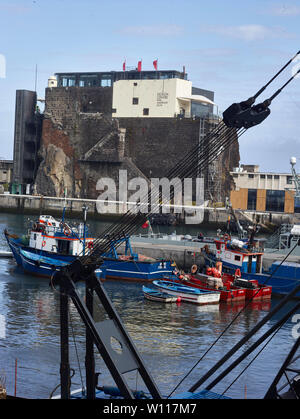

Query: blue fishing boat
[[152, 280, 220, 305], [203, 234, 300, 298], [19, 248, 103, 279], [5, 214, 174, 281]]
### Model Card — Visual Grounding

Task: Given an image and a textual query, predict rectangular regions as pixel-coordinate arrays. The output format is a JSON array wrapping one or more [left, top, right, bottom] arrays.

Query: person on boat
[[197, 232, 204, 241]]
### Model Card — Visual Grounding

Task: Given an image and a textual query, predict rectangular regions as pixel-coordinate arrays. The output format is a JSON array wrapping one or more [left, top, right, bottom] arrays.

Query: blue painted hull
[[6, 233, 173, 281], [100, 258, 173, 281], [20, 250, 69, 278]]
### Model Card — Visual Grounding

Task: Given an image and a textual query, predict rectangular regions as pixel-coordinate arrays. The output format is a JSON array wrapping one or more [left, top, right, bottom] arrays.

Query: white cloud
[[120, 24, 184, 37], [200, 24, 292, 41]]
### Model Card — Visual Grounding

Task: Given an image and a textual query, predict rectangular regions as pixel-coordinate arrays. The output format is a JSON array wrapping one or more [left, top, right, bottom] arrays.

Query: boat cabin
[[215, 236, 263, 275], [29, 216, 94, 256]]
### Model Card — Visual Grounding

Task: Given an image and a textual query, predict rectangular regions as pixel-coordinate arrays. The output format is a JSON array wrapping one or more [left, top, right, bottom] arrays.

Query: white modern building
[[112, 78, 215, 118]]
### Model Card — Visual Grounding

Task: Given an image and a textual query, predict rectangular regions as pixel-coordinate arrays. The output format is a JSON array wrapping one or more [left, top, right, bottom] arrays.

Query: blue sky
[[0, 0, 300, 172]]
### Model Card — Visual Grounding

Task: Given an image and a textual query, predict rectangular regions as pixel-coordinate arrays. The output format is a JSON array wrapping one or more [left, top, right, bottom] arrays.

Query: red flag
[[153, 59, 158, 70], [122, 60, 126, 71], [137, 60, 142, 72], [142, 220, 149, 229]]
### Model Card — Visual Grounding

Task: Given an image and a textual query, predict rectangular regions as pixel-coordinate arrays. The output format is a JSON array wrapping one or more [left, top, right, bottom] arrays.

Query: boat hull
[[102, 258, 173, 282], [173, 276, 246, 303], [142, 286, 179, 303], [152, 280, 220, 305], [6, 232, 173, 282]]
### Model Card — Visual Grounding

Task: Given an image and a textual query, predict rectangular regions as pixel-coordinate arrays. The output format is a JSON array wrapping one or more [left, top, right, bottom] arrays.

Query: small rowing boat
[[142, 285, 180, 303], [152, 280, 220, 305]]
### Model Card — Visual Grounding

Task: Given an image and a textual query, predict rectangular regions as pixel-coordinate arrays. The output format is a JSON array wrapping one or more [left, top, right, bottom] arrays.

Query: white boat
[[152, 280, 220, 305], [142, 285, 180, 303]]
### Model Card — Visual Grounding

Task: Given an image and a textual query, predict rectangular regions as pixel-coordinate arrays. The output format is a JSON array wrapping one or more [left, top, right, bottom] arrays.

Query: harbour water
[[0, 213, 299, 399]]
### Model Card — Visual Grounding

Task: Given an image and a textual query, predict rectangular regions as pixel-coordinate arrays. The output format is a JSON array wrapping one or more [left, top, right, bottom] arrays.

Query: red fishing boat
[[221, 272, 272, 300], [169, 265, 246, 304]]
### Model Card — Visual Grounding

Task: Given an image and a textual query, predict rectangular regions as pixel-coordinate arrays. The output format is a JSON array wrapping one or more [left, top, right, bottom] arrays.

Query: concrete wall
[[12, 90, 41, 190], [232, 171, 294, 191]]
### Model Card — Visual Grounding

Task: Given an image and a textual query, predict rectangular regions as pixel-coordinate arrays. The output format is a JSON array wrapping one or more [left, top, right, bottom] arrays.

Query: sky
[[0, 0, 300, 172]]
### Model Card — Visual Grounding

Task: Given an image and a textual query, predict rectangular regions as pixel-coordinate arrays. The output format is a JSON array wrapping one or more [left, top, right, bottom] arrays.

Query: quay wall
[[0, 194, 296, 228]]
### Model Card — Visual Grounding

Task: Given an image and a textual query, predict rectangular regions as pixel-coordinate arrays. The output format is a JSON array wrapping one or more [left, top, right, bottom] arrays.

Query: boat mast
[[82, 204, 89, 255]]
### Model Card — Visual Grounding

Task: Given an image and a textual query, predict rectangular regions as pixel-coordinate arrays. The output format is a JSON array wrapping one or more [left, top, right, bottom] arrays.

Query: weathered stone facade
[[34, 86, 239, 202]]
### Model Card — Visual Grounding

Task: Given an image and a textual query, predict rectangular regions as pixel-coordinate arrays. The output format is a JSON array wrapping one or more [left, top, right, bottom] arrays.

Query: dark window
[[112, 108, 117, 113], [295, 197, 300, 214], [101, 78, 111, 87], [267, 175, 272, 179], [234, 255, 241, 261], [260, 174, 265, 179], [274, 175, 280, 180], [248, 174, 254, 179], [57, 240, 71, 254], [287, 176, 293, 185], [266, 190, 285, 212], [134, 82, 138, 86], [247, 189, 257, 210], [143, 108, 149, 115], [78, 74, 99, 87], [132, 97, 139, 105]]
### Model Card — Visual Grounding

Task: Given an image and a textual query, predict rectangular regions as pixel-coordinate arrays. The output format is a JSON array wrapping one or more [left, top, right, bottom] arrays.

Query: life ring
[[235, 268, 241, 278], [64, 226, 71, 236], [191, 264, 198, 274], [42, 240, 46, 248]]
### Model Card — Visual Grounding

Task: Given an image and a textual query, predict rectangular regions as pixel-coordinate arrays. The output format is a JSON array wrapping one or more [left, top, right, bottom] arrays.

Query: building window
[[260, 174, 265, 179], [274, 175, 279, 180], [247, 189, 257, 210], [287, 176, 293, 185], [266, 190, 285, 212], [79, 75, 99, 87], [267, 175, 272, 179], [248, 174, 254, 179], [112, 108, 117, 113], [295, 197, 300, 214], [134, 82, 138, 86], [68, 77, 76, 87], [234, 255, 241, 261], [101, 78, 112, 87], [132, 97, 139, 105], [143, 108, 149, 115]]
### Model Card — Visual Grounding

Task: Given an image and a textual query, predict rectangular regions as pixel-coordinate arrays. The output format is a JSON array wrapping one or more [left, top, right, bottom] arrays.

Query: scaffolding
[[198, 116, 223, 204]]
